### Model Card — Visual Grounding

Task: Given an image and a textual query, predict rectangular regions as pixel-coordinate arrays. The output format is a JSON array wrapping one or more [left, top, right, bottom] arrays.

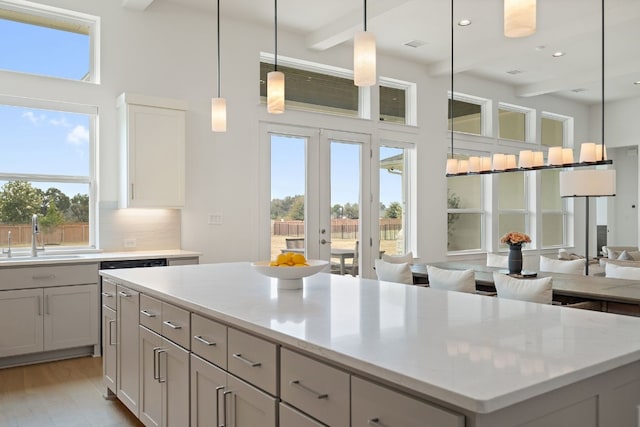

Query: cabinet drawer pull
[[232, 353, 261, 367], [163, 320, 182, 329], [140, 310, 156, 318], [194, 335, 216, 346], [101, 292, 113, 298], [32, 274, 55, 280], [37, 295, 42, 316], [108, 320, 117, 346], [118, 291, 131, 298], [223, 390, 232, 427], [157, 349, 167, 383], [215, 386, 225, 427], [367, 418, 387, 427], [289, 380, 328, 399]]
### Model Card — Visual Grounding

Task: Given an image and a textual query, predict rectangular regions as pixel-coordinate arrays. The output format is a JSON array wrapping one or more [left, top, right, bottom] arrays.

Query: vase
[[508, 244, 523, 275]]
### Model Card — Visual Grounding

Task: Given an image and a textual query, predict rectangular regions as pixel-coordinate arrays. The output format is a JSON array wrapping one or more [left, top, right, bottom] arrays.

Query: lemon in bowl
[[252, 255, 329, 290]]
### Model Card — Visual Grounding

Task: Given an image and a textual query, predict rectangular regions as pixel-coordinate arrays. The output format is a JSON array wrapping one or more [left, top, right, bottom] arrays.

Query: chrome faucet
[[31, 214, 41, 257]]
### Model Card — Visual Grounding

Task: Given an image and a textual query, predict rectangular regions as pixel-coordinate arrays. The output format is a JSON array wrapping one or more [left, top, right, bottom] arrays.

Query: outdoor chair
[[285, 237, 304, 249]]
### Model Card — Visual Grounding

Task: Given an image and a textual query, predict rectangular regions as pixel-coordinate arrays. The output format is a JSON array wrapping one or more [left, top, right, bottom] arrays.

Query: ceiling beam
[[122, 0, 155, 11], [306, 0, 413, 51]]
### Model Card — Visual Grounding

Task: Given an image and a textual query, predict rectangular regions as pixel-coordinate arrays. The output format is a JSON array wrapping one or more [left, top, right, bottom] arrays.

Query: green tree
[[42, 187, 71, 216], [40, 203, 65, 244], [343, 202, 359, 219], [68, 193, 89, 222], [384, 202, 403, 218], [271, 195, 303, 220], [287, 196, 305, 220], [0, 181, 43, 224], [331, 204, 343, 219], [447, 190, 462, 246]]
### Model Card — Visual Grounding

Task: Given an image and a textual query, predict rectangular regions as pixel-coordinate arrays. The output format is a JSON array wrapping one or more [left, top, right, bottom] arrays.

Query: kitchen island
[[100, 262, 640, 427]]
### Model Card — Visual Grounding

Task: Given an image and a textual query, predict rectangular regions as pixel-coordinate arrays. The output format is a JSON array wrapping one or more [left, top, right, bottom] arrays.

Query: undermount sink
[[0, 254, 84, 262]]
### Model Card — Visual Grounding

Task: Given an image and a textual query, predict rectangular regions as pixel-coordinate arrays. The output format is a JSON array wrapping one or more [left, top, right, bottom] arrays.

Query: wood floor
[[0, 356, 142, 427]]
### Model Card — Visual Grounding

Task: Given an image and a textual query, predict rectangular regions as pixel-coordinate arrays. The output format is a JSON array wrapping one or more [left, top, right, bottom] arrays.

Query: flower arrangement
[[500, 231, 531, 246]]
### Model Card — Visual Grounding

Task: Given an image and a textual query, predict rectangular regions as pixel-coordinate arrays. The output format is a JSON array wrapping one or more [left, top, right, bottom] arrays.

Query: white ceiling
[[156, 0, 639, 105]]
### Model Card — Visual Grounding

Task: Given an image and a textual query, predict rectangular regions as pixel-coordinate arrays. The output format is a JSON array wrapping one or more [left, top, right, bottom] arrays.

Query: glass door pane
[[269, 134, 306, 261], [379, 146, 406, 256]]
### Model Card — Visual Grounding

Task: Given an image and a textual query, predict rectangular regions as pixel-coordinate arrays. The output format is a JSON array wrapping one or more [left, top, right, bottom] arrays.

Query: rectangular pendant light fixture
[[267, 0, 285, 114], [211, 0, 227, 132], [354, 0, 376, 87]]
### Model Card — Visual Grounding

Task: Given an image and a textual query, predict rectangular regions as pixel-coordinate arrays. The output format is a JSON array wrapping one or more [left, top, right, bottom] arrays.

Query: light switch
[[208, 213, 223, 225]]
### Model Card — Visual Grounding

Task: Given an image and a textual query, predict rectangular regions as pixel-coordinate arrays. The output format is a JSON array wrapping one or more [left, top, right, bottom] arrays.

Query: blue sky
[[0, 18, 90, 196], [271, 135, 403, 207]]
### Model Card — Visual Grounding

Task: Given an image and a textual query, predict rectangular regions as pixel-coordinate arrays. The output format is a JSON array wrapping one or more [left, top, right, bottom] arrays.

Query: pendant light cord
[[450, 0, 454, 159], [217, 0, 221, 98], [364, 0, 367, 32], [601, 0, 605, 161], [274, 0, 278, 72]]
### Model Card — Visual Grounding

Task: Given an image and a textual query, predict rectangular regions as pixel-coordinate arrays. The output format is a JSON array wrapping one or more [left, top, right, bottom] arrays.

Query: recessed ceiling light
[[552, 51, 565, 58], [458, 19, 471, 26], [634, 81, 640, 85]]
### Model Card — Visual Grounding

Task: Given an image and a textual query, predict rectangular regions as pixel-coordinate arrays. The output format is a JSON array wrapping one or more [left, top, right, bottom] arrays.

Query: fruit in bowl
[[252, 254, 329, 289]]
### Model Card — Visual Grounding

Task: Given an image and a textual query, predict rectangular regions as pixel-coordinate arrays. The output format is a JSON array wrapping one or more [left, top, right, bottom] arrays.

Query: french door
[[260, 124, 374, 278]]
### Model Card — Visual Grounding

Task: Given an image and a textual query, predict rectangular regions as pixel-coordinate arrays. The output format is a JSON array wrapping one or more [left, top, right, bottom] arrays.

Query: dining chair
[[374, 259, 413, 284], [492, 272, 553, 304], [381, 251, 413, 264], [285, 237, 304, 249], [426, 265, 476, 293], [344, 240, 359, 277]]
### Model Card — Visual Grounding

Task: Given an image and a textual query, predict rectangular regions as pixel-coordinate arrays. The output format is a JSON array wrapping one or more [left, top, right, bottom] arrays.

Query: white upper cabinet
[[117, 93, 187, 208]]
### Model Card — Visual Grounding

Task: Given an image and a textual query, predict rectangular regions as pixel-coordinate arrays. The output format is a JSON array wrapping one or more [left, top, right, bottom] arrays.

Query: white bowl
[[251, 259, 329, 289]]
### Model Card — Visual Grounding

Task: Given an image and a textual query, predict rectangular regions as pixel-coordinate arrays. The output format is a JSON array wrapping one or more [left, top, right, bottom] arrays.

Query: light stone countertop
[[99, 261, 640, 414], [0, 249, 200, 267]]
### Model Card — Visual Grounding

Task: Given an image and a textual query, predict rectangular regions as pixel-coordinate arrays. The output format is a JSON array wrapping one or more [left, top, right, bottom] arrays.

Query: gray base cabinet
[[116, 284, 140, 417]]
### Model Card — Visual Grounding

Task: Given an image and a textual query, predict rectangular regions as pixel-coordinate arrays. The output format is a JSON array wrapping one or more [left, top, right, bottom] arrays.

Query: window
[[379, 77, 416, 125], [498, 171, 529, 249], [259, 58, 359, 118], [541, 114, 571, 147], [379, 144, 414, 255], [540, 170, 566, 247], [448, 93, 489, 136], [498, 103, 534, 143], [0, 3, 98, 82], [448, 154, 483, 252], [0, 99, 95, 250]]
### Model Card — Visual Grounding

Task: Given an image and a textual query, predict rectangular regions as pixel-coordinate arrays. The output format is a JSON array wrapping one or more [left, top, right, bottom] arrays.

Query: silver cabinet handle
[[45, 295, 49, 315], [140, 310, 156, 318], [232, 353, 261, 367], [153, 347, 162, 380], [223, 390, 232, 427], [368, 418, 387, 427], [37, 295, 41, 316], [108, 320, 116, 346], [157, 349, 167, 383], [101, 292, 113, 298], [118, 291, 131, 298], [215, 386, 224, 427], [163, 320, 182, 329], [289, 380, 328, 399], [194, 335, 216, 346]]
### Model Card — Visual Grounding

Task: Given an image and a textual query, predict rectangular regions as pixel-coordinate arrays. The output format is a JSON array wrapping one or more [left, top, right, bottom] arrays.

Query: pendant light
[[267, 0, 285, 114], [354, 0, 376, 87], [504, 0, 536, 38], [446, 0, 458, 175], [211, 0, 227, 132]]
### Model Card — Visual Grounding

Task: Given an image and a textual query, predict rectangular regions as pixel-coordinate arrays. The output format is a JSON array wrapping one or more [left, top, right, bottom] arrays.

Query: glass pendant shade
[[354, 31, 376, 87], [446, 159, 459, 175], [267, 71, 285, 114], [504, 0, 536, 38], [211, 98, 227, 132]]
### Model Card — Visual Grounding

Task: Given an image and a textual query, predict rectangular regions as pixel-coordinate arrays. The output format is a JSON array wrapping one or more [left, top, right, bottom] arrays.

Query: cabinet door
[[125, 104, 185, 208], [117, 285, 140, 417], [44, 284, 98, 351], [139, 326, 162, 427], [227, 374, 277, 427], [162, 337, 189, 427], [190, 354, 227, 427], [102, 305, 117, 393], [0, 289, 43, 357]]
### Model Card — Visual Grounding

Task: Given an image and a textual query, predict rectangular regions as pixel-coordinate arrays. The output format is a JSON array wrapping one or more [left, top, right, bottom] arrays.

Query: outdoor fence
[[0, 223, 89, 246], [273, 218, 402, 240]]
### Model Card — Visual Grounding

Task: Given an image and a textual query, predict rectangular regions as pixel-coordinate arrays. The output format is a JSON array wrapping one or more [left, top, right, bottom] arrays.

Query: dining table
[[281, 247, 385, 275]]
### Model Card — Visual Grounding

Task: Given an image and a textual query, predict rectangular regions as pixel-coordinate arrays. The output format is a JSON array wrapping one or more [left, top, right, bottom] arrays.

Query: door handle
[[321, 239, 332, 244], [223, 390, 232, 427], [157, 349, 167, 383], [108, 320, 116, 346], [152, 347, 162, 380], [215, 386, 225, 427]]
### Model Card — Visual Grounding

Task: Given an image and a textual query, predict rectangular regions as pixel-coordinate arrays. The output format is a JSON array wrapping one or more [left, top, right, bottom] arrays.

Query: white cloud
[[67, 125, 89, 145], [22, 111, 46, 124], [49, 117, 71, 127]]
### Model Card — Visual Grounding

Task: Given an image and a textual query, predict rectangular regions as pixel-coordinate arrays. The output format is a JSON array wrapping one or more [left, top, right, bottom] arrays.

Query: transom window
[[448, 92, 489, 136], [498, 102, 535, 143]]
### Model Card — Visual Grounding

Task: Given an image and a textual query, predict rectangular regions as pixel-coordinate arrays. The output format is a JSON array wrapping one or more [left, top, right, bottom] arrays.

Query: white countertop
[[100, 262, 640, 414], [0, 249, 200, 267]]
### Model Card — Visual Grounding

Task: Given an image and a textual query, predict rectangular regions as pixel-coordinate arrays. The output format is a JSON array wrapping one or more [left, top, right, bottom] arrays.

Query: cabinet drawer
[[0, 263, 98, 291], [280, 403, 326, 427], [161, 302, 190, 350], [351, 376, 464, 427], [101, 280, 117, 310], [227, 328, 277, 395], [139, 294, 162, 333], [280, 348, 349, 427], [191, 313, 227, 368]]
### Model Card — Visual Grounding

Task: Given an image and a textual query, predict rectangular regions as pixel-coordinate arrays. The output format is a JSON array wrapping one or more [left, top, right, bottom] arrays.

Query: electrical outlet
[[208, 213, 223, 225], [124, 238, 137, 248]]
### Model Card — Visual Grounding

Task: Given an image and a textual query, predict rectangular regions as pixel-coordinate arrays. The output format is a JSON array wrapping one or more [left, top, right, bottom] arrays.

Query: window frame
[[448, 91, 491, 138], [0, 0, 100, 83], [0, 94, 97, 250], [378, 76, 417, 126], [497, 102, 536, 144], [541, 112, 573, 148]]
